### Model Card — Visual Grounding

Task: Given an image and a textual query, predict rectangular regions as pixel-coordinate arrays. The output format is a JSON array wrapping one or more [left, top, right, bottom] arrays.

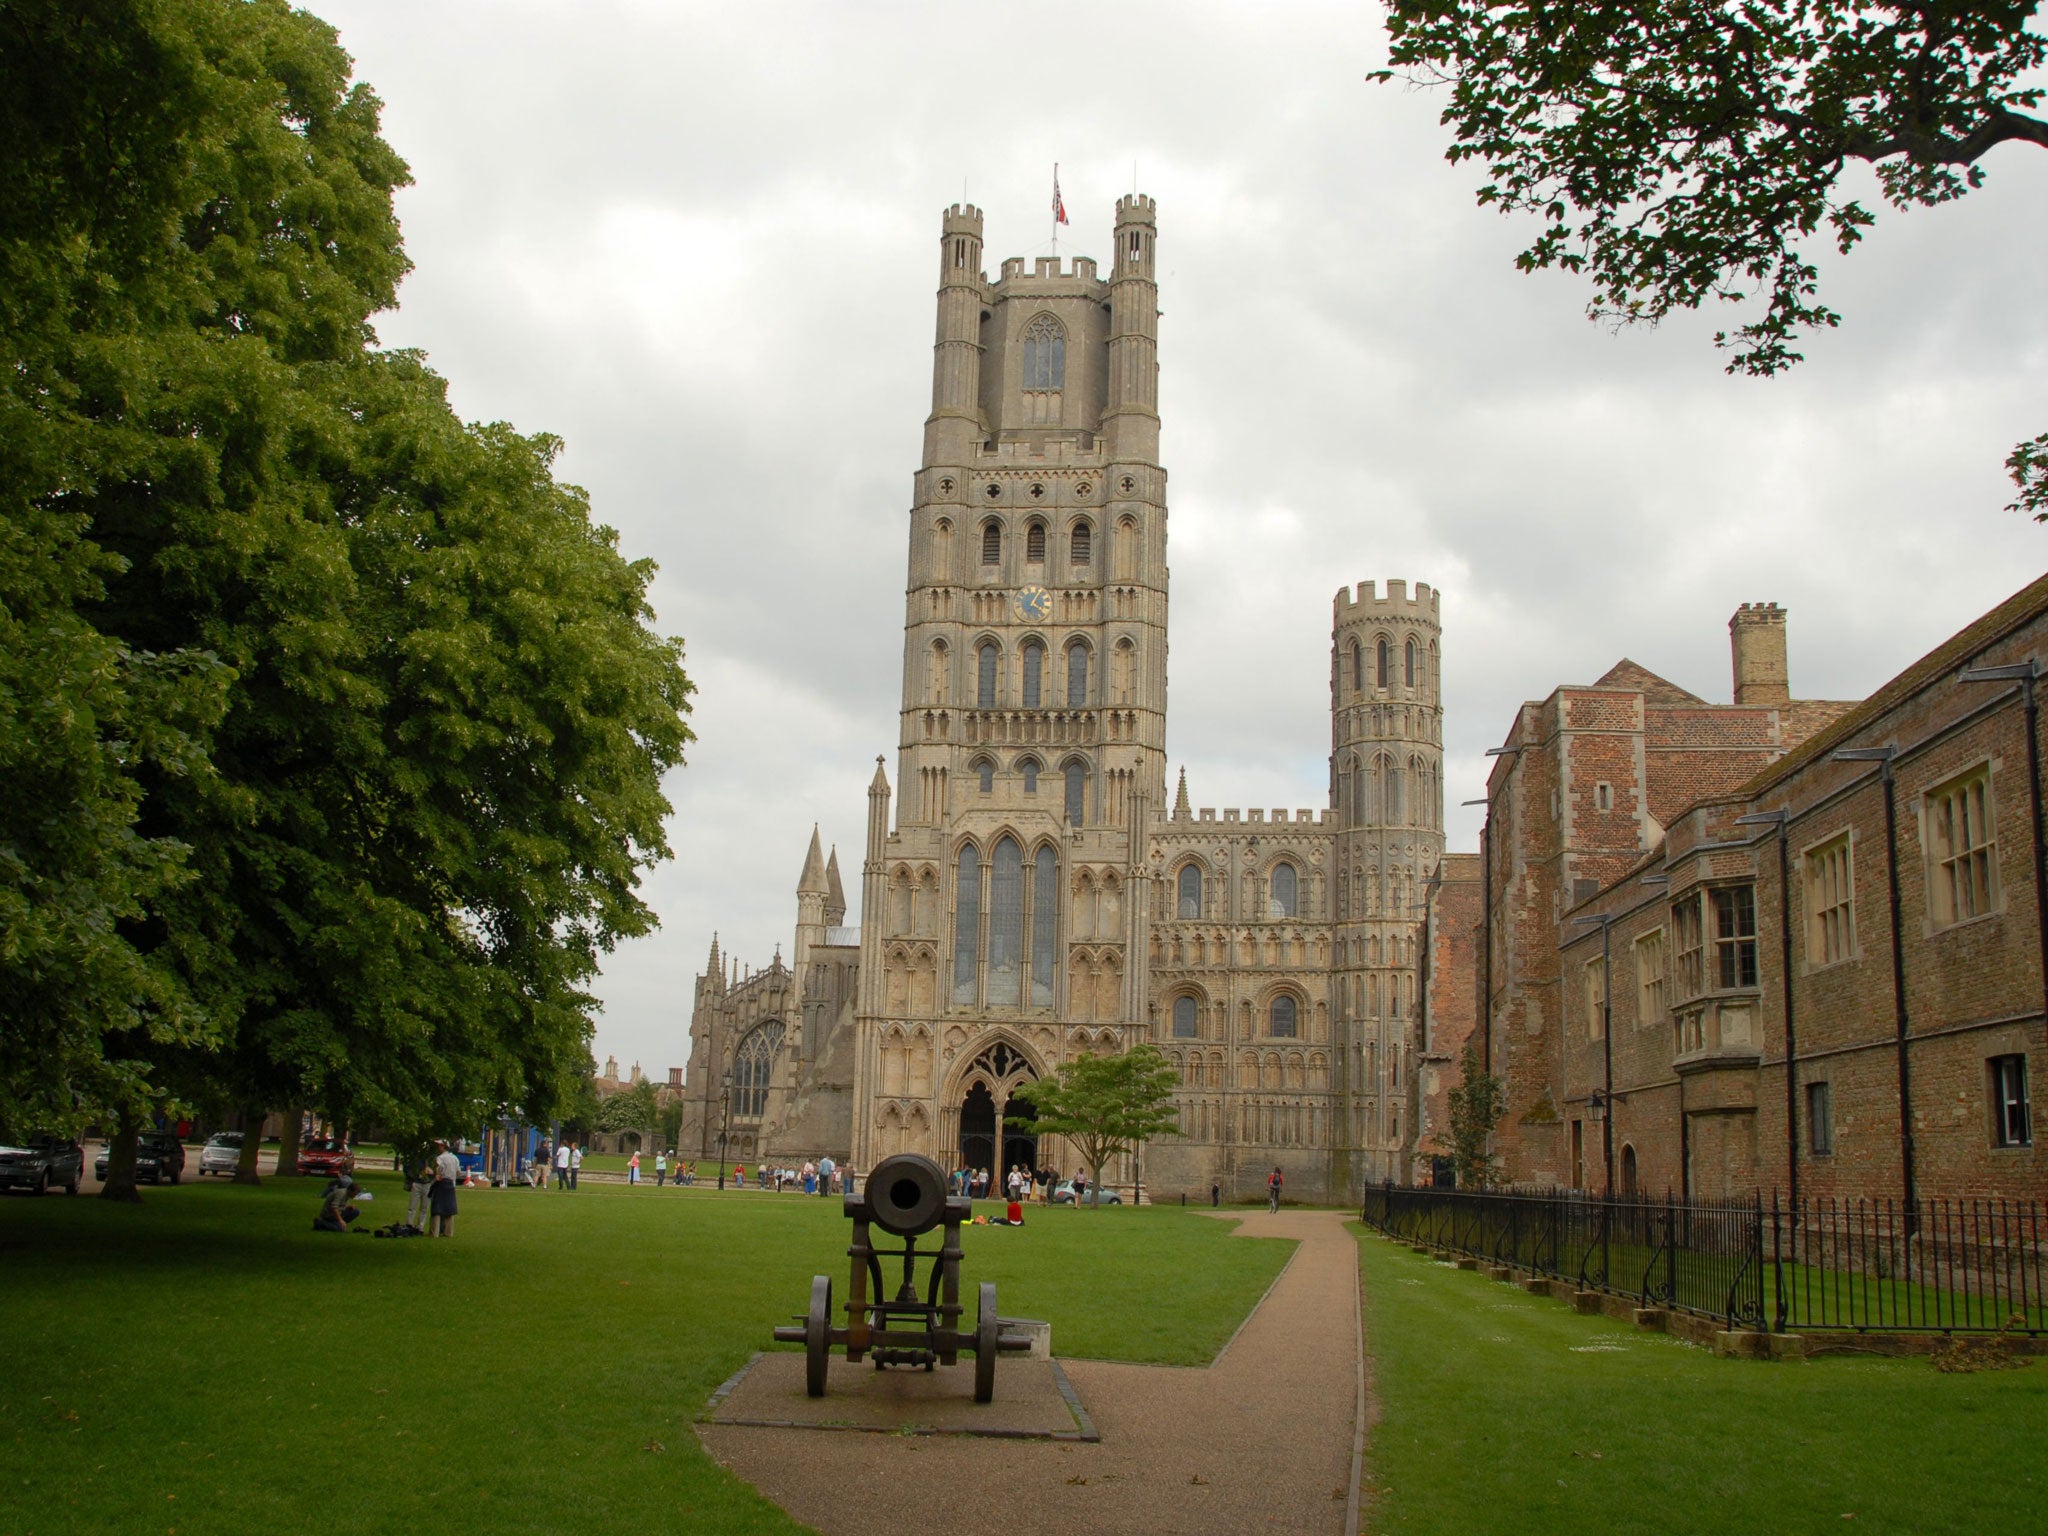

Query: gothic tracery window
[[977, 642, 998, 708], [1022, 313, 1066, 390], [1066, 643, 1089, 708], [733, 1023, 784, 1117], [1270, 862, 1299, 918], [953, 843, 981, 1004], [1022, 641, 1043, 707], [1177, 863, 1203, 920]]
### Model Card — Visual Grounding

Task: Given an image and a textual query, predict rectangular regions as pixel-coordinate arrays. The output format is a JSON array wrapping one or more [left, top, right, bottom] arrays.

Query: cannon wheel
[[973, 1281, 998, 1404], [805, 1275, 833, 1398]]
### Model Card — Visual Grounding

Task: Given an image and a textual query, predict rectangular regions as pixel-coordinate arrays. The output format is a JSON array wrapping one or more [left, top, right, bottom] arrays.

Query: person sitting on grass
[[315, 1176, 364, 1233]]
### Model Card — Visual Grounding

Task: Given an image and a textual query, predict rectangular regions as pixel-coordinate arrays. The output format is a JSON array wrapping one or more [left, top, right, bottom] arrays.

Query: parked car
[[1052, 1181, 1122, 1206], [0, 1136, 84, 1196], [93, 1131, 187, 1185], [198, 1131, 244, 1177], [298, 1138, 355, 1178]]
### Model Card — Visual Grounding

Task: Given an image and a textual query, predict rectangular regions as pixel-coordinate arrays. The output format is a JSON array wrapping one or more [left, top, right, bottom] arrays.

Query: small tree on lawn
[[1445, 1044, 1505, 1190], [1011, 1045, 1180, 1207], [594, 1079, 659, 1148]]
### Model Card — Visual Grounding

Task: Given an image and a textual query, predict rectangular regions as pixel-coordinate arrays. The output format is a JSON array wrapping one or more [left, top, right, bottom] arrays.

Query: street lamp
[[717, 1069, 733, 1192], [1568, 912, 1616, 1197]]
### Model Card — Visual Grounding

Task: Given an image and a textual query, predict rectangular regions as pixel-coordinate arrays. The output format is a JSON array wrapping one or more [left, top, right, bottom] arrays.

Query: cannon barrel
[[852, 1152, 967, 1237]]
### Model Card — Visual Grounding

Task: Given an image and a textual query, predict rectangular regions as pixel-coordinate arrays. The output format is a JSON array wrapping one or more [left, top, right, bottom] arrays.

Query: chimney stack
[[1730, 603, 1789, 705]]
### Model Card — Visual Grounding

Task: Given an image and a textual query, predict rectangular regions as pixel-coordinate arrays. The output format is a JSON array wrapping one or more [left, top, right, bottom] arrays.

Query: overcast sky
[[317, 1, 2047, 1082]]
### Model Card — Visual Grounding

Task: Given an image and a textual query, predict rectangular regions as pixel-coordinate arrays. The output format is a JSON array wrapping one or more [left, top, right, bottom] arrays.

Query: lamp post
[[716, 1070, 733, 1192], [1958, 662, 2048, 1044], [1833, 744, 1914, 1223], [1735, 807, 1800, 1214], [1568, 912, 1615, 1196]]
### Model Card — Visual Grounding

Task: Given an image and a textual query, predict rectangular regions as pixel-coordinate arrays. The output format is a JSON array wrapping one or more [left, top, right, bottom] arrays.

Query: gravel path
[[699, 1209, 1366, 1536]]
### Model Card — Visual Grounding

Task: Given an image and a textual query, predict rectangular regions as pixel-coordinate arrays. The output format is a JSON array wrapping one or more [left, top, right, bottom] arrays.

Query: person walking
[[554, 1140, 571, 1190], [627, 1148, 641, 1186], [818, 1154, 835, 1196], [568, 1143, 583, 1190], [1267, 1165, 1284, 1214], [532, 1139, 551, 1190], [430, 1139, 462, 1237], [654, 1150, 668, 1187]]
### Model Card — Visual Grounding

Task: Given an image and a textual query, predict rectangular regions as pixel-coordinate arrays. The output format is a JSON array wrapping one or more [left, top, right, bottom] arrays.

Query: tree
[[1373, 1, 2048, 517], [1010, 1045, 1181, 1205], [0, 0, 693, 1190], [594, 1079, 660, 1144], [1443, 1044, 1505, 1190]]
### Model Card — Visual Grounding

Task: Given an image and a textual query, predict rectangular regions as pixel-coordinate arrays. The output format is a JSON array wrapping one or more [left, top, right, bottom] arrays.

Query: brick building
[[1490, 576, 2046, 1201]]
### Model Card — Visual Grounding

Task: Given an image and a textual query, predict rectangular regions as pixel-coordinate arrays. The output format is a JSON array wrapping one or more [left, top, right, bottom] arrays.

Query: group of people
[[950, 1164, 1064, 1203], [316, 1139, 461, 1237], [731, 1155, 846, 1194], [621, 1149, 703, 1186]]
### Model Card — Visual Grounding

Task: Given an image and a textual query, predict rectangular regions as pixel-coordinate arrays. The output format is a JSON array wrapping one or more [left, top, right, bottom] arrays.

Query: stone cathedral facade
[[677, 198, 1457, 1202]]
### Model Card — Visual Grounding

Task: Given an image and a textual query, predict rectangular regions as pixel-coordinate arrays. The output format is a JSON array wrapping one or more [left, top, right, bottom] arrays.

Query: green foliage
[[1011, 1043, 1182, 1192], [1373, 1, 2048, 517], [1443, 1044, 1505, 1189], [595, 1078, 661, 1136], [0, 1177, 1291, 1531], [0, 0, 693, 1144]]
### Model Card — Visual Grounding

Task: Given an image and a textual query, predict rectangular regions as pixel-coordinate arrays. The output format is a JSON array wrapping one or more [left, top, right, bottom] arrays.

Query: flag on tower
[[1052, 165, 1069, 226]]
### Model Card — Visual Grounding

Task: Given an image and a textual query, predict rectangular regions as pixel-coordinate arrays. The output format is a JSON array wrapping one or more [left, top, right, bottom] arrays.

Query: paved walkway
[[698, 1209, 1366, 1536]]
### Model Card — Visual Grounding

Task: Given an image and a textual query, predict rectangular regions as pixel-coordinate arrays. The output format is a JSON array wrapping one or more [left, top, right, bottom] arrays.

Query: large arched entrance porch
[[948, 1039, 1041, 1187]]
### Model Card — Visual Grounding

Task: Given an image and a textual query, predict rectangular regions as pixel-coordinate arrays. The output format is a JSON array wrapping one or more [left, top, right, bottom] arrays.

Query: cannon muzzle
[[853, 1152, 965, 1237]]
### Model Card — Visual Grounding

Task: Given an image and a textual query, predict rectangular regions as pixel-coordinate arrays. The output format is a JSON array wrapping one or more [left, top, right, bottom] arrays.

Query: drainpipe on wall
[[1834, 746, 1914, 1225]]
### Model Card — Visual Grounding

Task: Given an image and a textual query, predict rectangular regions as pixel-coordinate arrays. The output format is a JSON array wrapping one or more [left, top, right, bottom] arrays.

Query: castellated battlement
[[1333, 579, 1439, 618], [1115, 193, 1157, 221], [996, 254, 1102, 283], [942, 203, 983, 233], [1183, 806, 1335, 826]]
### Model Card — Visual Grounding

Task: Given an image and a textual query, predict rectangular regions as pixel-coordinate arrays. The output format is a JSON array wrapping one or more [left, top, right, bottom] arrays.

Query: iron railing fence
[[1362, 1184, 2046, 1335]]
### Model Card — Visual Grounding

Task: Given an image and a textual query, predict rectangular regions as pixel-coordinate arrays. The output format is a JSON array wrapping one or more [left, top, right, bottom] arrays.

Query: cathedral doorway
[[958, 1082, 997, 1175], [1002, 1091, 1038, 1180]]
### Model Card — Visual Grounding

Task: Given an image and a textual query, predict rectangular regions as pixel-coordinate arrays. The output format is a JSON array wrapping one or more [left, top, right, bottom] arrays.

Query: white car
[[198, 1131, 244, 1176], [1052, 1181, 1122, 1206]]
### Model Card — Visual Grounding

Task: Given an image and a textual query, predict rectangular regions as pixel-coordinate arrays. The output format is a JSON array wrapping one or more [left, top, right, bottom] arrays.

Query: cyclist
[[1267, 1165, 1284, 1213]]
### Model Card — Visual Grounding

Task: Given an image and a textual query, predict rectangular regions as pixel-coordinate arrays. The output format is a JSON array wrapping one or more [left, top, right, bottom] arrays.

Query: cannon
[[772, 1152, 1031, 1403]]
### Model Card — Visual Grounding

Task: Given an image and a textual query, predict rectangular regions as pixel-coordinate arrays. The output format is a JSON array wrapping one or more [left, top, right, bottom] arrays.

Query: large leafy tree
[[1374, 1, 2048, 516], [0, 0, 693, 1189], [1011, 1045, 1181, 1205]]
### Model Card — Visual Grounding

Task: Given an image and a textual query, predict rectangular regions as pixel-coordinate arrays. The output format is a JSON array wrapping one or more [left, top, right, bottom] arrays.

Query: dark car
[[0, 1136, 84, 1196], [93, 1131, 187, 1185], [298, 1138, 355, 1178]]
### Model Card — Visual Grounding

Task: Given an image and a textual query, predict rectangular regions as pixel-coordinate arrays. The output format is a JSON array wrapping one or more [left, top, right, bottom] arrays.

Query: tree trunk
[[233, 1106, 266, 1185], [98, 1119, 142, 1204], [275, 1107, 305, 1178]]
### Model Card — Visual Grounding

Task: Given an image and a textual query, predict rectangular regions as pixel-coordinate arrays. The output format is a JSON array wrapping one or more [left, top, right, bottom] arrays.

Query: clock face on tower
[[1014, 585, 1051, 623]]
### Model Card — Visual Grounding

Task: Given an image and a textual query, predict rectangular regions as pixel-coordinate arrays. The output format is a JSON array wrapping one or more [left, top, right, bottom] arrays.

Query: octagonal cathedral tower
[[853, 197, 1169, 1173]]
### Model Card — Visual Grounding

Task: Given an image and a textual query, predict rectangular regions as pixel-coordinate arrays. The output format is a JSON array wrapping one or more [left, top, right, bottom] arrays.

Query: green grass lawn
[[1355, 1227, 2048, 1535], [0, 1173, 1290, 1536]]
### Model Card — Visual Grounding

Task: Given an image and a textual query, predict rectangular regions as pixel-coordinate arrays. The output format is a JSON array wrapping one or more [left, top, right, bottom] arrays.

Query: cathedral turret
[[795, 825, 829, 972], [924, 204, 985, 467], [1104, 194, 1159, 464], [824, 847, 847, 927]]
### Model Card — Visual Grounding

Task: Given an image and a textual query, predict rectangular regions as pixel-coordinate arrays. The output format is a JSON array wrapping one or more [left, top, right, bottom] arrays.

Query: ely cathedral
[[677, 197, 1466, 1202]]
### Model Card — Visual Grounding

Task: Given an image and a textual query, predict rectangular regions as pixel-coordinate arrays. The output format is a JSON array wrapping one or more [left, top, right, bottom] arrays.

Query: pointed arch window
[[1376, 637, 1390, 688], [988, 837, 1025, 1006], [1070, 520, 1092, 565], [1173, 996, 1199, 1038], [952, 844, 981, 1004], [1026, 521, 1047, 563], [1065, 761, 1087, 825], [1270, 995, 1298, 1039], [734, 1023, 784, 1118], [1066, 643, 1089, 708], [977, 643, 998, 708], [1177, 864, 1203, 920], [1404, 637, 1417, 687], [1022, 313, 1066, 390], [1031, 845, 1059, 1007], [1021, 641, 1043, 708], [1021, 759, 1039, 793], [981, 520, 1002, 565], [976, 759, 994, 794], [1270, 862, 1299, 918], [1351, 640, 1363, 694]]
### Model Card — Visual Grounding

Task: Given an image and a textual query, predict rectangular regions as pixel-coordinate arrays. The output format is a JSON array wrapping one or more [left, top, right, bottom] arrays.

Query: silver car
[[0, 1137, 84, 1196], [198, 1131, 244, 1177]]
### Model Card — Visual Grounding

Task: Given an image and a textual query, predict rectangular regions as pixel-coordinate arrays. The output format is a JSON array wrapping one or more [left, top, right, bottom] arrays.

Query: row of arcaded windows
[[953, 837, 1061, 1008], [970, 754, 1090, 824], [984, 519, 1091, 566], [1174, 861, 1299, 920], [977, 639, 1091, 708], [1169, 993, 1299, 1039], [1347, 635, 1431, 693]]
